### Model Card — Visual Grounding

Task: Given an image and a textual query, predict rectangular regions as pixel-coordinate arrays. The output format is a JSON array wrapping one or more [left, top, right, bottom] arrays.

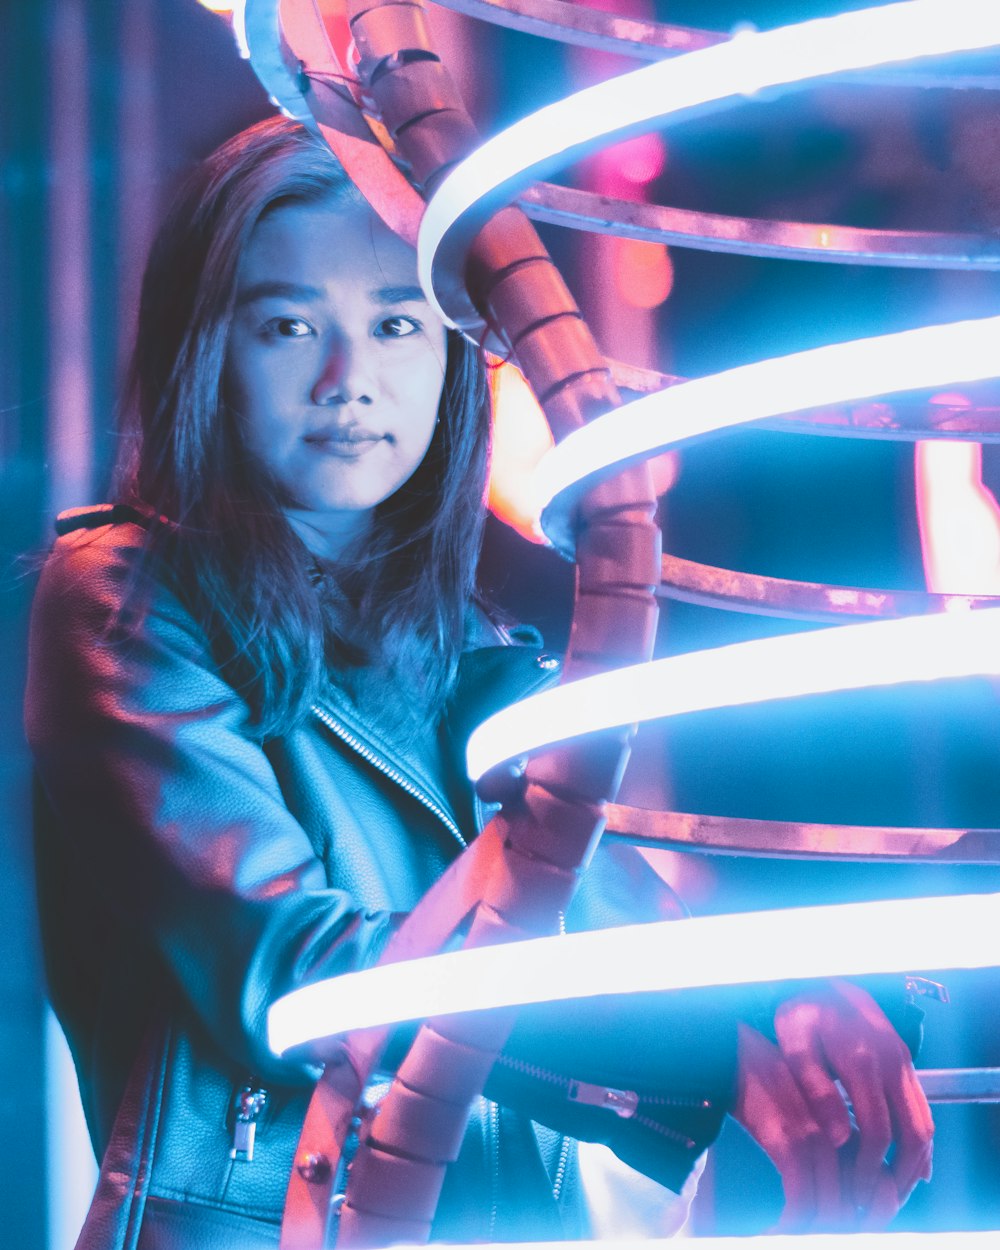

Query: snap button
[[296, 1151, 331, 1183]]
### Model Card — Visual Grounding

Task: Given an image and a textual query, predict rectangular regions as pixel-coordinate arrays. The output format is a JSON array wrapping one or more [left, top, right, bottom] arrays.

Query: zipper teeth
[[495, 1052, 569, 1088], [311, 704, 466, 849], [487, 1098, 500, 1238], [496, 1057, 698, 1151], [494, 1053, 710, 1110], [632, 1112, 697, 1151], [551, 1134, 572, 1203]]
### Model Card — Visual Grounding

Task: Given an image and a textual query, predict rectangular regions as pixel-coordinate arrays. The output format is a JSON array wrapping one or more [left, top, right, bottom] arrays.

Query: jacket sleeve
[[486, 842, 736, 1192], [25, 526, 396, 1083]]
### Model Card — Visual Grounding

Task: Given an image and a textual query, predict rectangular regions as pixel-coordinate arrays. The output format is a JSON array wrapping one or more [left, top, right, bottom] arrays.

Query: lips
[[303, 426, 384, 456]]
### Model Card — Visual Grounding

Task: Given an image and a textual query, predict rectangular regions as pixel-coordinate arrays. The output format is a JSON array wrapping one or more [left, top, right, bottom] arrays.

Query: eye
[[263, 316, 314, 339], [375, 315, 420, 339]]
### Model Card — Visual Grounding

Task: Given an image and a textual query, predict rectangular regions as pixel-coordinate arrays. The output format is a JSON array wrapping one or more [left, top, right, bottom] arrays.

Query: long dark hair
[[115, 117, 490, 738]]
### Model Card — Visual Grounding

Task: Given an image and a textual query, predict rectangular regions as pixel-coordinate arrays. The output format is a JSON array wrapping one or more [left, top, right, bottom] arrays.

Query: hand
[[773, 979, 934, 1216], [732, 1022, 848, 1231]]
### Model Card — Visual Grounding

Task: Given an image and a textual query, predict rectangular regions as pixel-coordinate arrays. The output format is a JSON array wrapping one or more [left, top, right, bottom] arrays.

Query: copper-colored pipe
[[316, 1, 659, 1244]]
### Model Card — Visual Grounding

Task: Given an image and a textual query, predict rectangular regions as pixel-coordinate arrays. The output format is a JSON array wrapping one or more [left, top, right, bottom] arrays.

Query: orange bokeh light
[[487, 360, 554, 544], [613, 237, 674, 310]]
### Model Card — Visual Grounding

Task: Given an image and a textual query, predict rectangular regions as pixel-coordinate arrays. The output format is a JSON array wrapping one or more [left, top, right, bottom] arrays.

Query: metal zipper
[[230, 1086, 268, 1162], [551, 1133, 572, 1203], [482, 1096, 500, 1239], [311, 703, 466, 850], [494, 1053, 707, 1149]]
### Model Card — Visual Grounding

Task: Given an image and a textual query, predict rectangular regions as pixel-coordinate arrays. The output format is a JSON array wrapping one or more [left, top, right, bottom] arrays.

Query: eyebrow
[[373, 284, 427, 305], [236, 281, 324, 306], [236, 281, 427, 306]]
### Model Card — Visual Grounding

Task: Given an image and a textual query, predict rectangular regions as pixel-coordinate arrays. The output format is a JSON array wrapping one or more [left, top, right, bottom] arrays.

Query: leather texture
[[27, 517, 736, 1249]]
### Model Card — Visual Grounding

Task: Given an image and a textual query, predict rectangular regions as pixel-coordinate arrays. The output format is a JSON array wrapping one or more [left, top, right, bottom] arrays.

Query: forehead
[[238, 198, 420, 292]]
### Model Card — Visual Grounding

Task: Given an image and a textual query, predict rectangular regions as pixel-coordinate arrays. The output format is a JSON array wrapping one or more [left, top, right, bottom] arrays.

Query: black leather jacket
[[26, 511, 737, 1249]]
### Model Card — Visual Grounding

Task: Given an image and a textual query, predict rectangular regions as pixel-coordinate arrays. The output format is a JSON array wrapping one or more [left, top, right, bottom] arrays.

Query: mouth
[[303, 429, 384, 457]]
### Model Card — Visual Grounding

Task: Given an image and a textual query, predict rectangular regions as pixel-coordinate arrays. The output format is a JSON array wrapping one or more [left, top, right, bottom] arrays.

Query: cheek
[[414, 342, 448, 418], [226, 354, 295, 449]]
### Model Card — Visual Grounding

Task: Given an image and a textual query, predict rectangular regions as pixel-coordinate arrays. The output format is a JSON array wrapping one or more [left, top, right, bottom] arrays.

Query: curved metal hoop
[[416, 6, 1000, 330], [610, 360, 1000, 441], [432, 0, 1000, 91], [606, 804, 1000, 864], [658, 554, 1000, 621], [520, 182, 1000, 271]]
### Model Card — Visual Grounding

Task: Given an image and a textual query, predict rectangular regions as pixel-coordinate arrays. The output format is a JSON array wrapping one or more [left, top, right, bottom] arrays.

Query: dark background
[[4, 0, 1000, 1243]]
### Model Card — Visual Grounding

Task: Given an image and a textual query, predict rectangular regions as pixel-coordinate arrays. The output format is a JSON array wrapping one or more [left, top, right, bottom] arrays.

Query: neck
[[284, 508, 373, 561]]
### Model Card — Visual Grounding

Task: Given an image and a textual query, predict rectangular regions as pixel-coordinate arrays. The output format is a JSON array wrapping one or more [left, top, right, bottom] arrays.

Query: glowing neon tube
[[465, 606, 1000, 783], [389, 1235, 999, 1250], [230, 0, 250, 57], [388, 1235, 1000, 1250], [418, 1, 1000, 325], [547, 315, 999, 500], [534, 316, 1000, 530], [268, 891, 1000, 1053]]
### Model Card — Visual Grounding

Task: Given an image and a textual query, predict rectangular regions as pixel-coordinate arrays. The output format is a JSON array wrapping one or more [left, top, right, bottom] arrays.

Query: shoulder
[[449, 607, 561, 744], [31, 503, 202, 654], [26, 506, 247, 749], [463, 601, 546, 653]]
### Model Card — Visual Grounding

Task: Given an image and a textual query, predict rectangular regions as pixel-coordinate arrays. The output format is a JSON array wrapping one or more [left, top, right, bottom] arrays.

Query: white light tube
[[390, 1235, 999, 1250], [232, 0, 251, 58], [466, 606, 1000, 783], [418, 1, 1000, 324], [534, 316, 1000, 519], [269, 891, 1000, 1054]]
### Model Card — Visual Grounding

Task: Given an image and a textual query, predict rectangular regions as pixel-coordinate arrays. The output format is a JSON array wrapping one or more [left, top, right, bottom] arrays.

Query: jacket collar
[[313, 637, 560, 835]]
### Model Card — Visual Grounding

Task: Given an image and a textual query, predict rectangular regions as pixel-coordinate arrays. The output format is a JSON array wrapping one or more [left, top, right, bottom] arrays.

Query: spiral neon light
[[466, 607, 1000, 782], [534, 316, 1000, 532], [390, 1236, 1000, 1250], [417, 1, 1000, 326], [268, 891, 1000, 1054], [230, 0, 250, 57], [389, 1235, 999, 1250]]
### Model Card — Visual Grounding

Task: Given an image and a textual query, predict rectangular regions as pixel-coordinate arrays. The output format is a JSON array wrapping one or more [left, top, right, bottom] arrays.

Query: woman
[[27, 117, 932, 1249]]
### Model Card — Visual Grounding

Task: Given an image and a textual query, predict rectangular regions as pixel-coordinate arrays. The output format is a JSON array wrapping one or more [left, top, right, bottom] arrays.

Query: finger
[[886, 1062, 935, 1203], [906, 1062, 935, 1172], [838, 1050, 892, 1212], [859, 1163, 902, 1231], [808, 1122, 847, 1229], [772, 1146, 817, 1234], [775, 1019, 852, 1148], [771, 1113, 850, 1233]]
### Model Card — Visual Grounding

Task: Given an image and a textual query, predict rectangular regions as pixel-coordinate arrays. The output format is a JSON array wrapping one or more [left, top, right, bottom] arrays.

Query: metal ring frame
[[518, 182, 1000, 271], [230, 3, 1000, 1245], [606, 805, 1000, 864], [433, 0, 1000, 91]]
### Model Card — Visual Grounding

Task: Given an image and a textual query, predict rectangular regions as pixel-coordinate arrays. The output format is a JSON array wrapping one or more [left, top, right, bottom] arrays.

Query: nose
[[311, 333, 377, 406]]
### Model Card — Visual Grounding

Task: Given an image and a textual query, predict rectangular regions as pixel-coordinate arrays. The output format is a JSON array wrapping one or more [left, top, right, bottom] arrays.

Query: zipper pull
[[905, 976, 950, 1005], [567, 1080, 639, 1119], [231, 1087, 268, 1162]]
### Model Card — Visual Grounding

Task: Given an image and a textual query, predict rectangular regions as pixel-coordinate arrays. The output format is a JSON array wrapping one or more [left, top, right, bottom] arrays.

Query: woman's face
[[226, 197, 448, 557]]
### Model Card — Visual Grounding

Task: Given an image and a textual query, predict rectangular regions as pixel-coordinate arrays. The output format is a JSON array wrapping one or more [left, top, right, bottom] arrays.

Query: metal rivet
[[535, 653, 560, 670], [296, 1151, 331, 1183]]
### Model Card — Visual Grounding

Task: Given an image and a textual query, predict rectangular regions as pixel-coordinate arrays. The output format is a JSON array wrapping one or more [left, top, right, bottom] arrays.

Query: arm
[[488, 844, 737, 1193], [26, 526, 395, 1082]]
